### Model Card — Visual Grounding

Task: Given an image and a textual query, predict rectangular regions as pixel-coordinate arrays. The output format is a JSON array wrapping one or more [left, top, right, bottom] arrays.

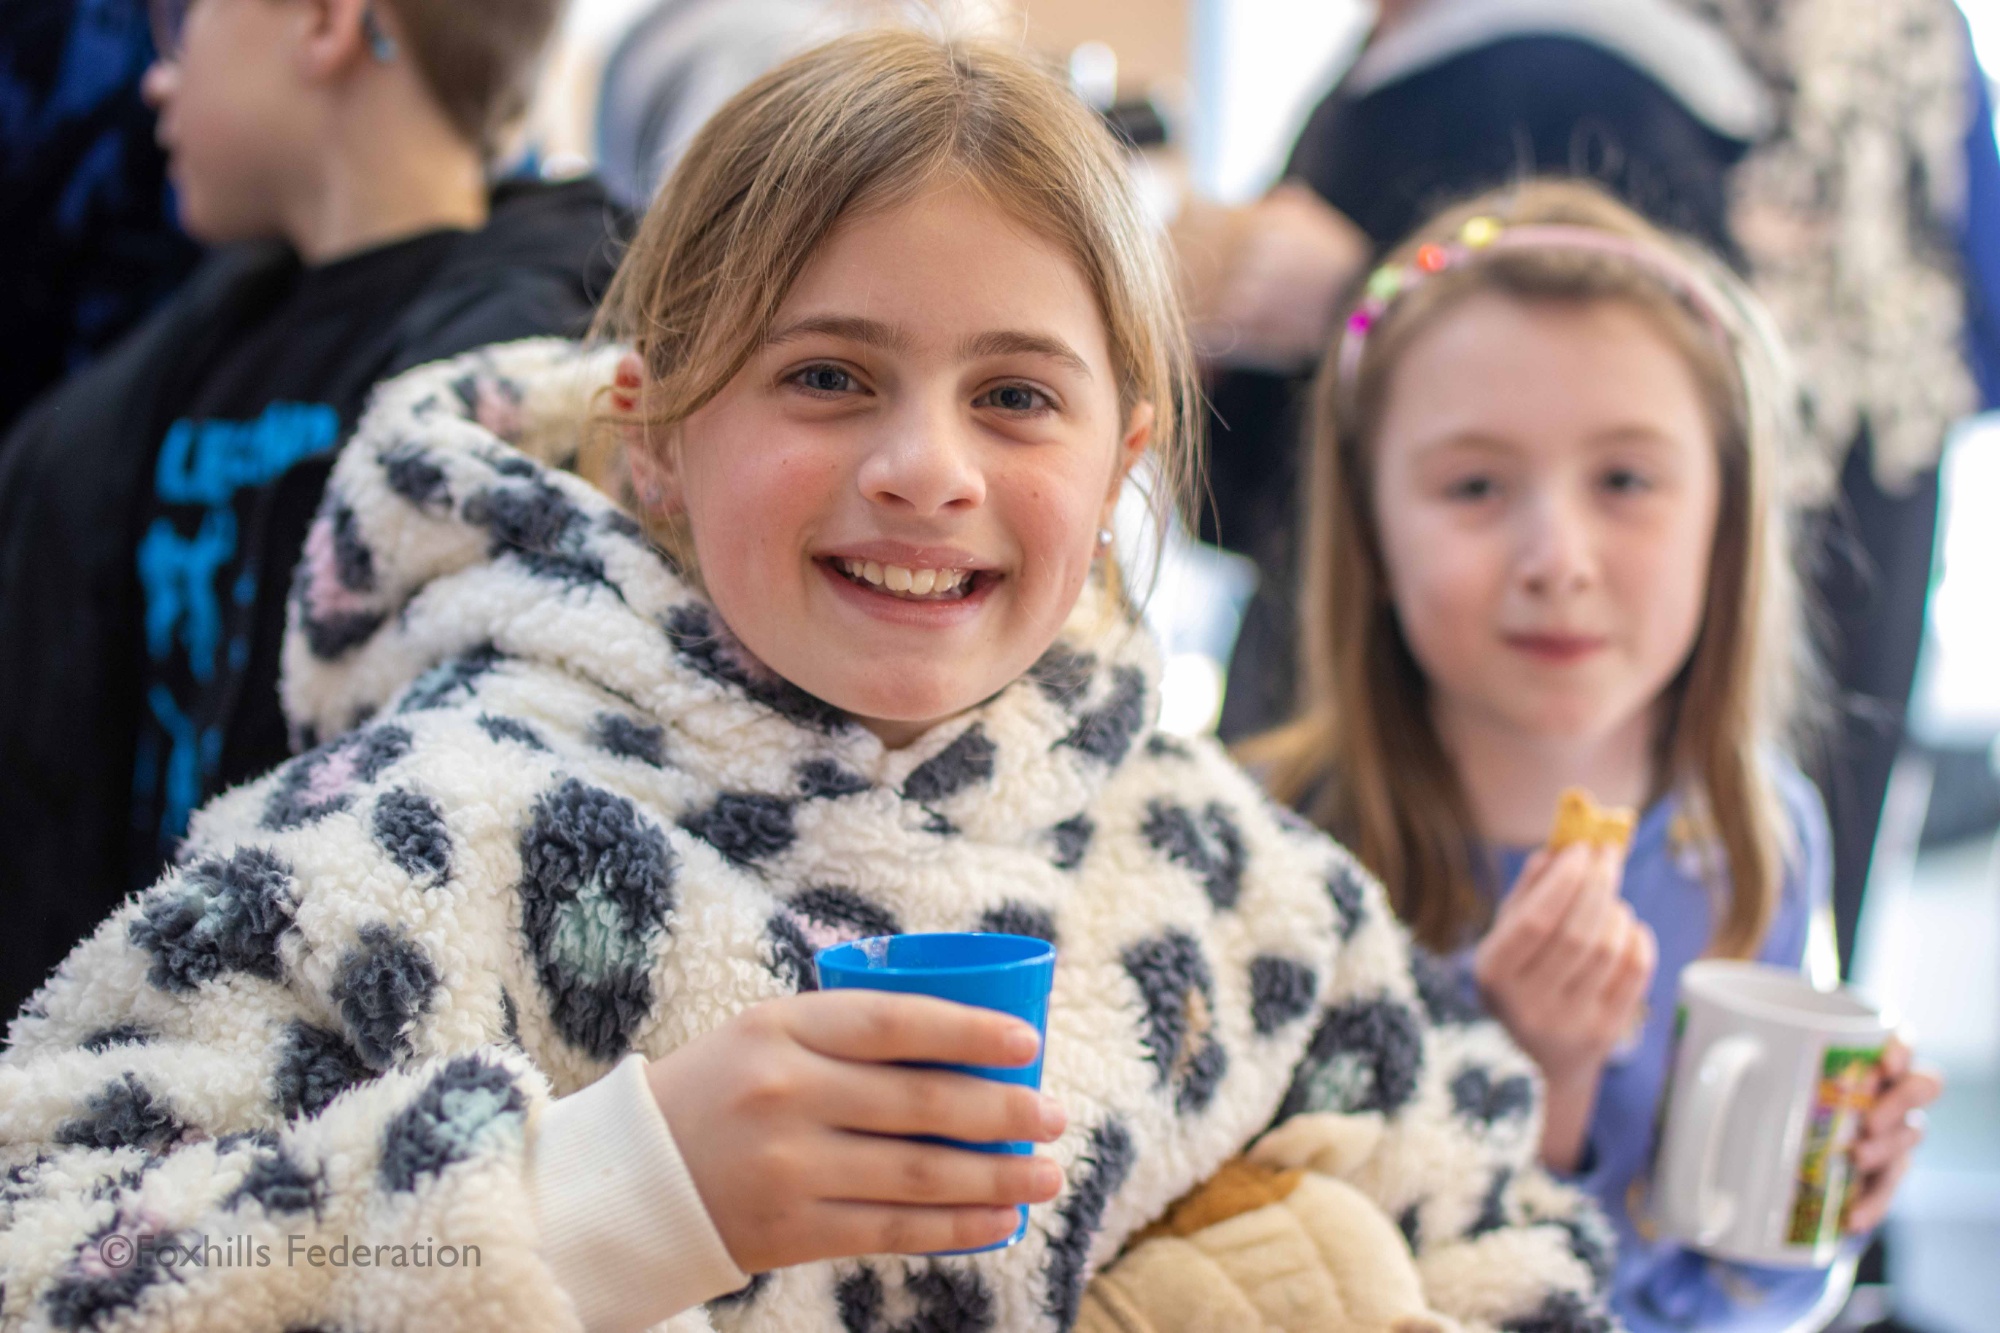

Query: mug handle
[[1663, 1033, 1761, 1245]]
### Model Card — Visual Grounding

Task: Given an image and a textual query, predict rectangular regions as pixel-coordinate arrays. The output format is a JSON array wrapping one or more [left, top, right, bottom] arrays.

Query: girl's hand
[[1844, 1037, 1943, 1233], [644, 990, 1067, 1274], [1473, 841, 1657, 1170]]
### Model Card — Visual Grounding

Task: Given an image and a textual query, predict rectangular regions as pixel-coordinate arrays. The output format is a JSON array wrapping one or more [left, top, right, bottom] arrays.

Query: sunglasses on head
[[147, 0, 398, 63]]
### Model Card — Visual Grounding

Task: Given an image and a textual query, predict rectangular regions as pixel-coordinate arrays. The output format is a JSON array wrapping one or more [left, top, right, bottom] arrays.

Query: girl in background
[[1250, 179, 1942, 1332]]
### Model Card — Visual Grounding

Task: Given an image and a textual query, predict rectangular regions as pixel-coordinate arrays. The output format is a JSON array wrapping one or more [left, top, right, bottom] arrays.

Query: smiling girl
[[0, 29, 1607, 1333], [1251, 180, 1942, 1332]]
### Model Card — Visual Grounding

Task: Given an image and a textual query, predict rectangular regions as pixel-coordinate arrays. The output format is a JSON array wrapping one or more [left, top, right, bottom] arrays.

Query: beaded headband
[[1334, 215, 1734, 394]]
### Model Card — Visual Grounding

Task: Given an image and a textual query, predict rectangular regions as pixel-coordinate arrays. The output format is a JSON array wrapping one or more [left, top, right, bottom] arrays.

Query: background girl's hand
[[1844, 1037, 1944, 1233], [644, 990, 1067, 1274], [1473, 841, 1657, 1170]]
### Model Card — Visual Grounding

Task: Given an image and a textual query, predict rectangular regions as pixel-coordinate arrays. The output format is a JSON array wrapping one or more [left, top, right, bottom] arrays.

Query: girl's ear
[[1100, 401, 1156, 527], [617, 352, 682, 515]]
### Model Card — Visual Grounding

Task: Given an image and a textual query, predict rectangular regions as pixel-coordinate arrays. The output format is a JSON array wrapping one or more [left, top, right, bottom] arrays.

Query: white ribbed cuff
[[530, 1052, 750, 1332]]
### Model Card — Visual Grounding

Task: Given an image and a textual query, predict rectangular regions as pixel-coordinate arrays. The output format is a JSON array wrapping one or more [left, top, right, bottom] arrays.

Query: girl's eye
[[1444, 474, 1498, 502], [792, 365, 859, 396], [1602, 467, 1653, 495], [978, 383, 1051, 414]]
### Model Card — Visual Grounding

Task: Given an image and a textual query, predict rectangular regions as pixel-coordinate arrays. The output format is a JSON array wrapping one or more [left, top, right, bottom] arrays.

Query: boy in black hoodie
[[0, 0, 624, 1020]]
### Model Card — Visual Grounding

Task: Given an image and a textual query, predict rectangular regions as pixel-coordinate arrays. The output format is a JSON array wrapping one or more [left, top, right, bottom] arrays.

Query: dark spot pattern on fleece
[[519, 779, 678, 1061], [224, 1147, 323, 1216], [1411, 946, 1483, 1026], [500, 989, 521, 1045], [1057, 666, 1147, 766], [835, 1264, 996, 1333], [1122, 931, 1229, 1112], [78, 1024, 153, 1054], [1468, 1167, 1513, 1237], [976, 902, 1057, 945], [261, 725, 413, 830], [591, 713, 667, 768], [1048, 814, 1094, 871], [1028, 644, 1096, 707], [838, 1267, 884, 1332], [1248, 956, 1318, 1035], [330, 924, 442, 1069], [379, 440, 451, 510], [1398, 1202, 1422, 1252], [371, 789, 453, 885], [45, 1212, 186, 1330], [293, 582, 386, 662], [901, 726, 997, 805], [378, 1055, 528, 1193], [479, 713, 549, 752], [1451, 1064, 1535, 1126], [328, 503, 375, 593], [274, 1021, 374, 1119], [1141, 800, 1248, 910], [1276, 995, 1424, 1121], [1326, 863, 1368, 941], [462, 479, 607, 588], [53, 1074, 183, 1152], [766, 913, 817, 993], [399, 645, 504, 713], [129, 846, 295, 993], [1042, 1118, 1136, 1329], [797, 759, 871, 799], [1552, 1212, 1615, 1288], [664, 602, 851, 731], [789, 885, 902, 940], [1501, 1290, 1614, 1333], [680, 792, 796, 867]]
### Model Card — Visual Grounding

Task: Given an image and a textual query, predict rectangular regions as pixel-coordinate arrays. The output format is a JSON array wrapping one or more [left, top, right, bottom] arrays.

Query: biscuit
[[1547, 787, 1636, 852]]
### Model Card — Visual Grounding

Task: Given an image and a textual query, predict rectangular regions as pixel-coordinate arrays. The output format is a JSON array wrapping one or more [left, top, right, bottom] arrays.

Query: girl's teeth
[[835, 559, 970, 598]]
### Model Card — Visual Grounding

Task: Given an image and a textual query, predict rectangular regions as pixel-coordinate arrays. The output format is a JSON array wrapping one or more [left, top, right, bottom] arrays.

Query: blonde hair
[[1245, 180, 1811, 959], [590, 26, 1201, 608]]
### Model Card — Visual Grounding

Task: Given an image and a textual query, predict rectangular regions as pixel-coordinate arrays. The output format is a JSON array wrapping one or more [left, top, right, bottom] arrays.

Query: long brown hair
[[588, 25, 1202, 613], [1245, 180, 1811, 958]]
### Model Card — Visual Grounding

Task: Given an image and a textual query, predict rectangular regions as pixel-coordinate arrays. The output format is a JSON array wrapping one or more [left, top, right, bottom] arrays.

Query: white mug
[[1649, 961, 1890, 1267]]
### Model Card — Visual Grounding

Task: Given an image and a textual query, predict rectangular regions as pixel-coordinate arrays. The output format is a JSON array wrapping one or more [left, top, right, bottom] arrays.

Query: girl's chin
[[812, 674, 1000, 747]]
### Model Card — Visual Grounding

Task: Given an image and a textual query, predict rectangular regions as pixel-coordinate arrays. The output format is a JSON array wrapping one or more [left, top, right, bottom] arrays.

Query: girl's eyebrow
[[764, 314, 1092, 380], [766, 314, 914, 352], [959, 330, 1093, 380]]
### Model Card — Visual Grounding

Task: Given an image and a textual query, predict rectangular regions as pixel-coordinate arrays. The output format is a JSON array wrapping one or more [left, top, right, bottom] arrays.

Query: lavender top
[[1476, 760, 1849, 1333]]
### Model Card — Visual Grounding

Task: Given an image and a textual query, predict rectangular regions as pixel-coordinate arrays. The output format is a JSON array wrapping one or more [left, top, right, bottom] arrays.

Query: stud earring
[[1095, 527, 1114, 552]]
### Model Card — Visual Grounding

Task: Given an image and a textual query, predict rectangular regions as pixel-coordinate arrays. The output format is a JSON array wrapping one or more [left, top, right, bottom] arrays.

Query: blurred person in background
[[0, 0, 201, 435], [593, 0, 1008, 213], [0, 0, 625, 1024], [1185, 0, 1770, 743], [1197, 0, 2000, 988], [1683, 0, 2000, 982]]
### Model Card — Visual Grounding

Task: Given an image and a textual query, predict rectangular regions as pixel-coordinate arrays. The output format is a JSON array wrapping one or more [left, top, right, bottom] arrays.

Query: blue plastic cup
[[814, 932, 1057, 1252]]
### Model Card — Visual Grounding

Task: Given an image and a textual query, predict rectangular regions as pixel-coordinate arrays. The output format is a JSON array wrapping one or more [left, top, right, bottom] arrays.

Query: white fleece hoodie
[[0, 340, 1614, 1333]]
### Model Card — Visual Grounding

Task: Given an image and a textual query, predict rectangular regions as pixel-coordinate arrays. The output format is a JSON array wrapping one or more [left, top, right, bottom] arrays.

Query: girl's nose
[[1516, 490, 1597, 597], [141, 60, 177, 111], [856, 404, 986, 517]]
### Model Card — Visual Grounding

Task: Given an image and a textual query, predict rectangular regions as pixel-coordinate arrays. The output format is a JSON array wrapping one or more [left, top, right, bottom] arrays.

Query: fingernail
[[1039, 1095, 1067, 1138], [1031, 1158, 1063, 1195], [1004, 1023, 1041, 1064]]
